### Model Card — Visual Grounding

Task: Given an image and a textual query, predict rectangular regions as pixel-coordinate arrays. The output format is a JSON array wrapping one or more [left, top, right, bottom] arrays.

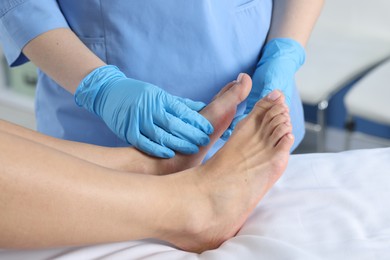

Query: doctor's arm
[[21, 28, 212, 158], [22, 28, 104, 94], [268, 0, 324, 47], [223, 0, 324, 139], [247, 0, 324, 108]]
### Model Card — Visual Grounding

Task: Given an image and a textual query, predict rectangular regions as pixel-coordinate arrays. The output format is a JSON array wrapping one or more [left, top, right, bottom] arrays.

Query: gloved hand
[[222, 38, 305, 140], [75, 65, 213, 158]]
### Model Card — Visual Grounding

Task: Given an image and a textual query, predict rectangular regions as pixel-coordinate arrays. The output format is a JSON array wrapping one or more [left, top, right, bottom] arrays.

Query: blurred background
[[0, 0, 389, 154], [294, 0, 390, 153]]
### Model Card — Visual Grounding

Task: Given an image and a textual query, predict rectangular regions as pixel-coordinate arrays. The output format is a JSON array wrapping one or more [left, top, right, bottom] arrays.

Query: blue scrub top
[[0, 0, 305, 154]]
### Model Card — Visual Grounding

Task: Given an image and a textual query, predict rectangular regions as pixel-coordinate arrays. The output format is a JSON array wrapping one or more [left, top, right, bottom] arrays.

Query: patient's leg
[[0, 120, 122, 168], [0, 74, 251, 175], [0, 90, 291, 252], [0, 130, 186, 248]]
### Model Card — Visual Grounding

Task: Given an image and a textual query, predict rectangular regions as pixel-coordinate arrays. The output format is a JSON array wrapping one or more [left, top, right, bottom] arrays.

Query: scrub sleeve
[[0, 0, 69, 66]]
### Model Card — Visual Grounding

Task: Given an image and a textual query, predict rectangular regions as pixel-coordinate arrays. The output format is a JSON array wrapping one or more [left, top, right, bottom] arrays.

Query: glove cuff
[[74, 65, 126, 114], [258, 38, 306, 71]]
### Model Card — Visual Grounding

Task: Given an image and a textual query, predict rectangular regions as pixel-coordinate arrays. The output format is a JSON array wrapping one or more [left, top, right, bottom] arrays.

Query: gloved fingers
[[221, 114, 247, 141], [135, 134, 175, 158], [124, 116, 181, 157], [154, 112, 210, 147], [166, 99, 214, 135], [176, 97, 206, 112], [147, 124, 200, 155]]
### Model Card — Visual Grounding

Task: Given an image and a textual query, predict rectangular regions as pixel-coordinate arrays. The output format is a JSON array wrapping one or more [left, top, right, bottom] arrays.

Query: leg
[[0, 120, 128, 170], [0, 90, 292, 252], [0, 130, 168, 247], [0, 74, 251, 175]]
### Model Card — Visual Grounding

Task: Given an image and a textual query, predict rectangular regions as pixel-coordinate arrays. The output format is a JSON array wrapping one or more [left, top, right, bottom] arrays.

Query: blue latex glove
[[75, 65, 213, 158], [222, 38, 305, 140]]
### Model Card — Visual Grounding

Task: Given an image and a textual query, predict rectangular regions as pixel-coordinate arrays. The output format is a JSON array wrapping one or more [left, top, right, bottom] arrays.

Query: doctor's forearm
[[267, 0, 324, 46], [22, 28, 105, 94]]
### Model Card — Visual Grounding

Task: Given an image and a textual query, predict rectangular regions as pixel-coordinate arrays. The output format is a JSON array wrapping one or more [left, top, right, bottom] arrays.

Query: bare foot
[[161, 74, 252, 173], [162, 90, 294, 253], [117, 74, 252, 175]]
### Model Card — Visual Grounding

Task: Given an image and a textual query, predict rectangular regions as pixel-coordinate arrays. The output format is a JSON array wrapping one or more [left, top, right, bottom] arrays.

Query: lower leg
[[0, 74, 251, 175], [0, 130, 199, 248]]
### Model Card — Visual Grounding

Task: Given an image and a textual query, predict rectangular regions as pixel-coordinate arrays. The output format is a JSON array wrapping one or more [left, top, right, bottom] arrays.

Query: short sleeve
[[0, 0, 69, 66]]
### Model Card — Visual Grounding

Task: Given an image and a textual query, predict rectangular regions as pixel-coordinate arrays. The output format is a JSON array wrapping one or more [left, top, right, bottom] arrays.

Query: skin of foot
[[160, 89, 294, 253]]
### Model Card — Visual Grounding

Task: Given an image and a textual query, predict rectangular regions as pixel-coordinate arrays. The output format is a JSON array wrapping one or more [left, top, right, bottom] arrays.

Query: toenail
[[267, 90, 281, 101], [236, 73, 244, 82]]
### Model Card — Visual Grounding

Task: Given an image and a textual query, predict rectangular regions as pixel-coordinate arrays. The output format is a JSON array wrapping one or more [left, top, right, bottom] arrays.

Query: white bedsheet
[[1, 148, 390, 260]]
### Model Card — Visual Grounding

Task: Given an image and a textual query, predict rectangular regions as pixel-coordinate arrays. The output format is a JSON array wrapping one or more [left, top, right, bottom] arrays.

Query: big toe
[[251, 90, 285, 116], [230, 73, 252, 103], [214, 73, 252, 106]]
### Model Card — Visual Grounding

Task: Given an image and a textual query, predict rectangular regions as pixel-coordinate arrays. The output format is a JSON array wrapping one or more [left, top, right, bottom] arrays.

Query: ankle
[[158, 169, 218, 251]]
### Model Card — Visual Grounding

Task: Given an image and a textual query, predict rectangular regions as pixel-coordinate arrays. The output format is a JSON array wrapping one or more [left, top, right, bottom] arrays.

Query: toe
[[222, 73, 252, 105], [276, 133, 294, 151], [271, 122, 293, 147], [251, 90, 285, 118], [212, 82, 236, 101], [261, 103, 289, 127], [211, 73, 252, 105], [266, 113, 291, 139], [233, 74, 252, 103], [266, 90, 285, 104]]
